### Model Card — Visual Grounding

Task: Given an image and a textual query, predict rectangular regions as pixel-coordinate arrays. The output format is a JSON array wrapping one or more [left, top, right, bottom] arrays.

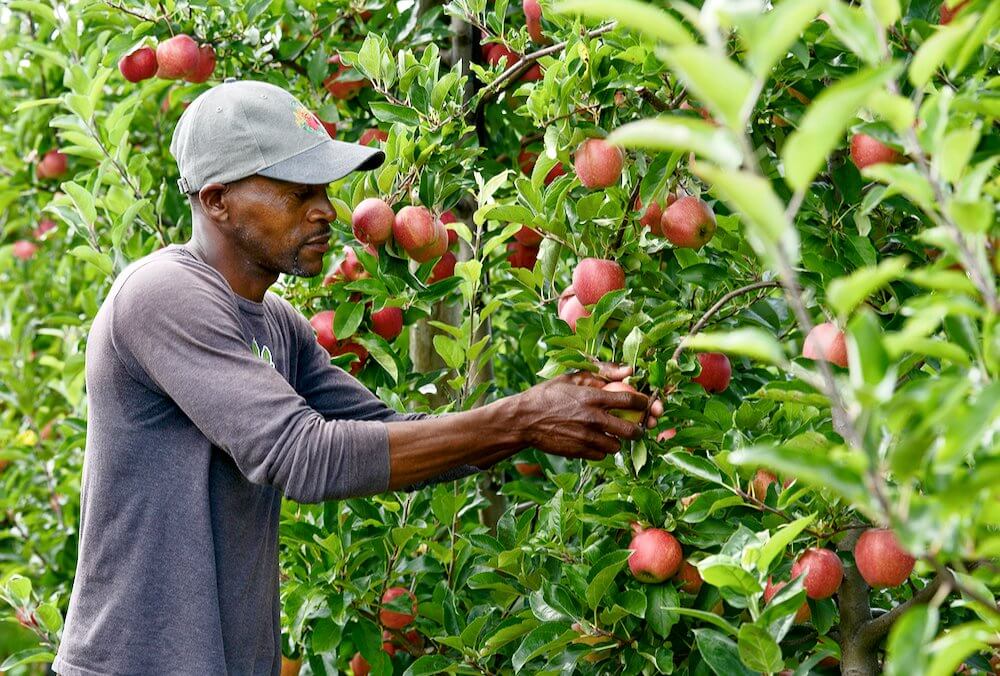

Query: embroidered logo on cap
[[291, 101, 325, 137]]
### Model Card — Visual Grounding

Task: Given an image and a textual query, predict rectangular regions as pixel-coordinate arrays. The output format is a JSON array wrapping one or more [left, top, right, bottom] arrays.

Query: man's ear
[[197, 183, 228, 220]]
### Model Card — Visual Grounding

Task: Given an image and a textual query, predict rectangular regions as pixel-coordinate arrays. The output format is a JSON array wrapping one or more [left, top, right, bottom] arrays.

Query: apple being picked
[[602, 381, 644, 423], [628, 527, 683, 583]]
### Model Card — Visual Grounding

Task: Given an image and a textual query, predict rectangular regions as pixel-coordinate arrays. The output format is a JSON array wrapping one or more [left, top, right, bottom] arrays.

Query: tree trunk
[[838, 529, 880, 676]]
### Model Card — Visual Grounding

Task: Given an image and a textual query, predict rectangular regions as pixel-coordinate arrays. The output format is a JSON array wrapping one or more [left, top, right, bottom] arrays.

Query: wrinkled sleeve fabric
[[109, 260, 391, 504], [289, 304, 480, 491]]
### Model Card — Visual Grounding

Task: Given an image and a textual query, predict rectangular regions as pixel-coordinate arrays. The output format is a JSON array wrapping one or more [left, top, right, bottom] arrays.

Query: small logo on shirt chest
[[250, 338, 275, 368]]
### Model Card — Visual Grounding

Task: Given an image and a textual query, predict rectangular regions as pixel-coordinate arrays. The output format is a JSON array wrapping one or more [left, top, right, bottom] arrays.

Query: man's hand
[[549, 363, 665, 429]]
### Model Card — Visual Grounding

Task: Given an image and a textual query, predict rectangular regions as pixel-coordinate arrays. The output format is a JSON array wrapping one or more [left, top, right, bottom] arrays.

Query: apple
[[118, 46, 158, 83], [371, 307, 404, 341], [349, 652, 369, 676], [520, 63, 543, 81], [940, 1, 969, 25], [751, 469, 777, 500], [506, 241, 539, 269], [393, 206, 437, 254], [380, 587, 417, 629], [338, 248, 369, 281], [358, 128, 388, 146], [156, 34, 200, 80], [34, 219, 57, 239], [791, 548, 843, 599], [802, 322, 848, 368], [628, 528, 683, 583], [850, 133, 903, 170], [660, 196, 717, 249], [523, 0, 546, 43], [573, 138, 624, 189], [636, 197, 662, 234], [514, 226, 543, 246], [440, 210, 459, 247], [763, 578, 811, 623], [486, 44, 519, 68], [572, 258, 625, 305], [602, 381, 645, 424], [692, 352, 731, 393], [514, 461, 543, 477], [409, 218, 448, 263], [280, 656, 302, 676], [428, 250, 457, 283], [12, 240, 37, 261], [35, 149, 67, 180], [680, 100, 715, 124], [186, 44, 216, 83], [854, 528, 916, 589], [309, 310, 369, 374], [518, 149, 565, 184], [321, 270, 342, 287], [320, 119, 337, 138], [656, 428, 677, 443], [352, 197, 395, 247], [676, 560, 703, 595], [558, 294, 589, 331], [324, 54, 367, 99]]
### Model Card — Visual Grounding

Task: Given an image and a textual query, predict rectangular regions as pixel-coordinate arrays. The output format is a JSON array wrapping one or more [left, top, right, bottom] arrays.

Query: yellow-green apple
[[660, 196, 717, 249], [791, 548, 843, 599], [371, 307, 403, 341], [850, 133, 903, 170], [855, 528, 915, 589], [572, 257, 625, 305], [352, 197, 395, 247], [35, 149, 67, 180], [118, 46, 158, 82], [380, 587, 417, 629], [574, 138, 624, 189], [803, 322, 848, 368], [692, 352, 731, 393], [628, 527, 683, 583], [156, 34, 200, 79]]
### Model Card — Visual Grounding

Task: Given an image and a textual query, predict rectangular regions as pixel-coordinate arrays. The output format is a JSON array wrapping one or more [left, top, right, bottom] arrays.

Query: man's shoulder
[[110, 245, 229, 309]]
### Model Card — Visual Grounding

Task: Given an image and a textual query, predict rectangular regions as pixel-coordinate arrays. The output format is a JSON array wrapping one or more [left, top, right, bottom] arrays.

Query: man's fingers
[[651, 399, 664, 417], [596, 362, 633, 381], [646, 416, 658, 429]]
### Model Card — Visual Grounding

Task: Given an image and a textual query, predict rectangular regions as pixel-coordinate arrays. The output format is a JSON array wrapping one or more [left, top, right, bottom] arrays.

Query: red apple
[[280, 656, 302, 676], [34, 219, 57, 239], [440, 211, 459, 247], [185, 44, 216, 83], [514, 461, 543, 477], [676, 560, 703, 595], [156, 34, 200, 80], [850, 133, 903, 170], [319, 119, 337, 138], [763, 578, 811, 623], [35, 149, 67, 180], [409, 218, 448, 263], [636, 197, 663, 234], [118, 46, 158, 83], [574, 138, 624, 189], [571, 258, 625, 305], [791, 548, 843, 599], [324, 54, 367, 99], [628, 528, 683, 583], [940, 0, 968, 24], [393, 206, 437, 255], [359, 128, 388, 146], [506, 241, 538, 269], [371, 307, 404, 341], [802, 322, 848, 368], [656, 428, 677, 443], [518, 149, 565, 184], [349, 652, 369, 676], [514, 226, 543, 246], [12, 240, 37, 261], [339, 247, 369, 281], [603, 381, 644, 423], [692, 353, 731, 393], [523, 0, 546, 43], [352, 197, 395, 247], [558, 293, 590, 332], [310, 310, 368, 374], [486, 44, 519, 68], [380, 587, 417, 629], [855, 528, 916, 589], [428, 250, 457, 283], [751, 469, 777, 500], [660, 196, 717, 249]]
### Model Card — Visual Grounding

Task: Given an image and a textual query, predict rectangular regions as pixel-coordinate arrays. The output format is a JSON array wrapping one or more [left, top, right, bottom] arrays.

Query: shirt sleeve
[[290, 304, 481, 490], [108, 259, 391, 504]]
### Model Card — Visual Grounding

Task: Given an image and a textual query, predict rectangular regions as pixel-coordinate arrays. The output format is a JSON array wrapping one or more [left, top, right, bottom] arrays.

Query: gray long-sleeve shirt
[[53, 243, 477, 676]]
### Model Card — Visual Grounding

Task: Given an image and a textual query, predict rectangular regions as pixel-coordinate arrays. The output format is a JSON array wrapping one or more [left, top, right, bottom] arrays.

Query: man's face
[[219, 175, 336, 277]]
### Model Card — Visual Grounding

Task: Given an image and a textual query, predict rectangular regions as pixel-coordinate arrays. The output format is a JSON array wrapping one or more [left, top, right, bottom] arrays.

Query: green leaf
[[823, 0, 882, 65], [663, 607, 739, 637], [511, 623, 573, 672], [697, 555, 761, 594], [729, 445, 870, 506], [740, 0, 826, 78], [665, 450, 725, 486], [551, 0, 694, 45], [646, 584, 680, 638], [63, 181, 97, 225], [433, 335, 466, 370], [909, 15, 976, 87], [782, 63, 900, 191], [692, 164, 798, 266], [333, 301, 364, 339], [861, 164, 935, 212], [756, 513, 817, 574], [585, 550, 631, 609], [661, 46, 755, 130], [0, 648, 56, 671], [684, 328, 785, 365], [694, 628, 758, 676], [475, 204, 535, 226], [402, 655, 455, 675], [827, 257, 909, 317], [370, 102, 420, 126], [926, 621, 995, 676], [608, 117, 742, 169], [885, 604, 938, 676], [7, 576, 32, 605], [69, 245, 114, 277], [847, 308, 890, 389], [737, 624, 783, 674]]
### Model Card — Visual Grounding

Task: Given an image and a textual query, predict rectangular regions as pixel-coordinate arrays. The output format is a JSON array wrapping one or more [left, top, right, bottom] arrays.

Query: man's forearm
[[384, 395, 526, 490]]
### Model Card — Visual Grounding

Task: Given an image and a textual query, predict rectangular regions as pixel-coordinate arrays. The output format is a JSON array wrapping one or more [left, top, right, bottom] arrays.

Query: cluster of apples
[[349, 587, 420, 675], [478, 0, 549, 82], [10, 217, 58, 262], [118, 34, 216, 84]]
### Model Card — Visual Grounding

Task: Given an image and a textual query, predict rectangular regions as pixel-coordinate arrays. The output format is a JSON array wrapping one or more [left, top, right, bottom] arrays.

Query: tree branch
[[671, 280, 782, 361], [862, 569, 952, 645]]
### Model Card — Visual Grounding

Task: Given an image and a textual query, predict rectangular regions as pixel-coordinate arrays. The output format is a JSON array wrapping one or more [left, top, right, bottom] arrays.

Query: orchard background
[[1, 0, 998, 674]]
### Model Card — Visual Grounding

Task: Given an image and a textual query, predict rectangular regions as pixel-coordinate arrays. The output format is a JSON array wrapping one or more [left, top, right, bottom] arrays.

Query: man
[[53, 79, 662, 675]]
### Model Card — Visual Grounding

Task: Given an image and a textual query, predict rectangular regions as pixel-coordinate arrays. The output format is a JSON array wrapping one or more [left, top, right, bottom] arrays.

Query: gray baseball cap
[[169, 78, 384, 194]]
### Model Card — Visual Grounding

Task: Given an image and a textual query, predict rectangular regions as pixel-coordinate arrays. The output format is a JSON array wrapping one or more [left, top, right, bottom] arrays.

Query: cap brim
[[257, 139, 385, 185]]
